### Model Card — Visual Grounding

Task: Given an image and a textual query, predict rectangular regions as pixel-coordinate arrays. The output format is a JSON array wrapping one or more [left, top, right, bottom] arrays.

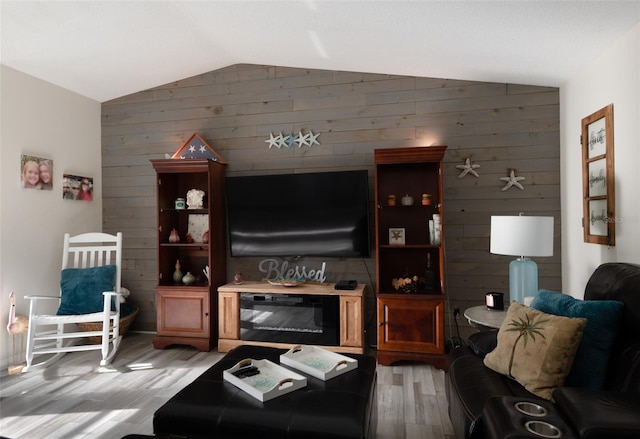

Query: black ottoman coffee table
[[153, 345, 378, 439]]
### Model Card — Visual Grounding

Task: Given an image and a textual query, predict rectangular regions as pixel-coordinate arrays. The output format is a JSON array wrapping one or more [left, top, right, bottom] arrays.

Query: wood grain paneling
[[102, 64, 560, 347], [0, 333, 454, 438]]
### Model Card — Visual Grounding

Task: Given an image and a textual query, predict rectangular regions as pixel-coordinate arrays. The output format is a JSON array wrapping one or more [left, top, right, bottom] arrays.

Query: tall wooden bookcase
[[150, 158, 227, 351], [374, 146, 448, 368]]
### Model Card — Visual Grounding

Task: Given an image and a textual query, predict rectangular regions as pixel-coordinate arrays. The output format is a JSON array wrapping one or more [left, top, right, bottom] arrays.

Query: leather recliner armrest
[[554, 387, 640, 439], [467, 330, 498, 358]]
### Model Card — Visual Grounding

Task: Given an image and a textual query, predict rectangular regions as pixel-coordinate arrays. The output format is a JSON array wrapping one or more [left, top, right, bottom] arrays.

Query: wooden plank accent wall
[[102, 64, 560, 347]]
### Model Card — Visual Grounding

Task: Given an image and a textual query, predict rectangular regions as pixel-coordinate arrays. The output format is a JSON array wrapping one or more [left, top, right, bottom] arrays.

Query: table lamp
[[490, 214, 554, 304]]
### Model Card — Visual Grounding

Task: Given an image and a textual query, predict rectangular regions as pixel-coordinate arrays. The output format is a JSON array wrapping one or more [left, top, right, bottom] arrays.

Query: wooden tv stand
[[218, 281, 365, 354]]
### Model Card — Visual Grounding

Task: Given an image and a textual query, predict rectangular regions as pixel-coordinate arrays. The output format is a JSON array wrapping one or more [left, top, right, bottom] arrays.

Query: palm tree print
[[505, 312, 549, 378]]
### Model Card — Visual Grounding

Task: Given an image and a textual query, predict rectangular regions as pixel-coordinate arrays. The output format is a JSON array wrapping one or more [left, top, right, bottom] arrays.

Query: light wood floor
[[0, 333, 454, 439]]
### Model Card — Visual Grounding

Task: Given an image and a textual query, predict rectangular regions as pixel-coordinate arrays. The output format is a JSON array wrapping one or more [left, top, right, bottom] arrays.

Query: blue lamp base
[[509, 257, 539, 304]]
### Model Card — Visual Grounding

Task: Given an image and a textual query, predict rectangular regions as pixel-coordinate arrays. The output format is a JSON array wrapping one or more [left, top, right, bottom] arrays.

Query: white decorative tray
[[280, 345, 358, 381], [223, 358, 307, 402]]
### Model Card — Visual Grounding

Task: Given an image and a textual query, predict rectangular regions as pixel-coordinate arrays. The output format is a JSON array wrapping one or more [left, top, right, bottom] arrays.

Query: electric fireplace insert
[[240, 293, 339, 346]]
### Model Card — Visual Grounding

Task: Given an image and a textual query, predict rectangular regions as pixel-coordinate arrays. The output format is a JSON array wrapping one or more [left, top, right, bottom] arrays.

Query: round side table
[[464, 305, 507, 329]]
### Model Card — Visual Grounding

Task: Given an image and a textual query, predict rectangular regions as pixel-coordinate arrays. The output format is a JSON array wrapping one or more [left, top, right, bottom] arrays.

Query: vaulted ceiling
[[2, 1, 639, 102]]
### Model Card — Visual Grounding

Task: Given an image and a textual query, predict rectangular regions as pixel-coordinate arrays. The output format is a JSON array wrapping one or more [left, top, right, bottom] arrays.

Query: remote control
[[232, 365, 260, 378]]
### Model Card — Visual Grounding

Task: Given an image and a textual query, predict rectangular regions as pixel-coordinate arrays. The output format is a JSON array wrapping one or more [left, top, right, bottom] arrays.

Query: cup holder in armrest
[[525, 420, 562, 438], [514, 401, 548, 417]]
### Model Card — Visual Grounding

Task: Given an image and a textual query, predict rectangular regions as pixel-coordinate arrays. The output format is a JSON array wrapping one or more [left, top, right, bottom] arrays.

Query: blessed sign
[[258, 259, 327, 283]]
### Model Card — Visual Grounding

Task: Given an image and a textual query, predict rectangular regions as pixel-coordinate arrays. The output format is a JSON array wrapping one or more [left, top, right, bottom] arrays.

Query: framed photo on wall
[[20, 155, 53, 190], [63, 174, 94, 201], [581, 104, 614, 245]]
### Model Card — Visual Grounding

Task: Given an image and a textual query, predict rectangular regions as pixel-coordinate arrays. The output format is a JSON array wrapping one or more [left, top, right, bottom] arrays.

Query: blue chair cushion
[[57, 265, 117, 315], [531, 290, 624, 389]]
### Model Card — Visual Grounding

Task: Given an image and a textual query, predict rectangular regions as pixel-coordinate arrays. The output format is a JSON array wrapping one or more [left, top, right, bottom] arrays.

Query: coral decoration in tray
[[280, 345, 358, 381], [267, 277, 306, 287], [223, 358, 307, 402]]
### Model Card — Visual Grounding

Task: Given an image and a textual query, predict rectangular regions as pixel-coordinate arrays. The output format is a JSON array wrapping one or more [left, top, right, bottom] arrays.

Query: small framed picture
[[389, 228, 405, 245], [187, 214, 209, 243], [20, 154, 54, 190], [63, 174, 93, 201]]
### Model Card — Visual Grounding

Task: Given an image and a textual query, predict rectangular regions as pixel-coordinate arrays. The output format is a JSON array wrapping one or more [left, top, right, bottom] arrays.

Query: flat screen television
[[226, 170, 371, 258]]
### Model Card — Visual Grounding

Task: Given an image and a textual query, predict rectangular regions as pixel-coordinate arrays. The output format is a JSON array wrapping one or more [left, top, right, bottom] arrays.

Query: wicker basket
[[77, 306, 139, 344]]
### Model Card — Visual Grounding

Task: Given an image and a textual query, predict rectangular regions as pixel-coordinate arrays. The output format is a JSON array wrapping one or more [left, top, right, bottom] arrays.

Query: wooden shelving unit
[[150, 158, 227, 351], [374, 146, 448, 368]]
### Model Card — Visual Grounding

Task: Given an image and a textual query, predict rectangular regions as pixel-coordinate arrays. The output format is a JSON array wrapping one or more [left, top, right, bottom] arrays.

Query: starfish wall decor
[[500, 169, 526, 191], [456, 157, 480, 179], [265, 130, 321, 149]]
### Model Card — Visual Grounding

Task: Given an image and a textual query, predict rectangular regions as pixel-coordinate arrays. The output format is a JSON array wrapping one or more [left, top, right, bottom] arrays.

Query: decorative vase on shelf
[[202, 230, 209, 243], [182, 272, 196, 286], [169, 228, 180, 243], [173, 260, 183, 284]]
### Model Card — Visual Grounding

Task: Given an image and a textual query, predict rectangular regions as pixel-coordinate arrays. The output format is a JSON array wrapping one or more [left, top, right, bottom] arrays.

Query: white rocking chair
[[24, 232, 124, 371]]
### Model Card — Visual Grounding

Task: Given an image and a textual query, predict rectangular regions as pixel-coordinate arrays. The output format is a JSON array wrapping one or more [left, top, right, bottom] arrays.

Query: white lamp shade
[[490, 216, 554, 257]]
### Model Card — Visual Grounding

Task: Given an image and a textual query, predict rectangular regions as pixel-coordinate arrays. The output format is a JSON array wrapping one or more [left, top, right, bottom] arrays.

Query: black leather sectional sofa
[[445, 262, 640, 439]]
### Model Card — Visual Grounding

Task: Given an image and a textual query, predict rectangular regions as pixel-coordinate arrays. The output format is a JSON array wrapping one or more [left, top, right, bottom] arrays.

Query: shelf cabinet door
[[377, 296, 445, 354], [340, 295, 364, 347], [218, 291, 239, 340], [156, 287, 210, 338]]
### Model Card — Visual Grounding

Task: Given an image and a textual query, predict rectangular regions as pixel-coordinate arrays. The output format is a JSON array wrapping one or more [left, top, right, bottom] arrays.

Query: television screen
[[226, 170, 370, 258]]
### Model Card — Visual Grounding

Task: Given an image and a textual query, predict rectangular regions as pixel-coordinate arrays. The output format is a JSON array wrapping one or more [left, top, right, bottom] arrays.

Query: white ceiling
[[2, 1, 639, 102]]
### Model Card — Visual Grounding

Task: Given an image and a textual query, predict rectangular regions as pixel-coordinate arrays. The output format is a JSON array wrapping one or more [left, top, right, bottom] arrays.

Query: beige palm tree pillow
[[484, 301, 586, 400]]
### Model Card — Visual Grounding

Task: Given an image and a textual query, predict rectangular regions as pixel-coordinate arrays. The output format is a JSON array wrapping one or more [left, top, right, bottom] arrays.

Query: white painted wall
[[560, 23, 640, 297], [0, 66, 102, 369]]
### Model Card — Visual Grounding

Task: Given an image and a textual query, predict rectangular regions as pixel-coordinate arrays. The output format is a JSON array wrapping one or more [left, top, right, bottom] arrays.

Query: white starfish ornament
[[265, 133, 280, 149], [296, 131, 310, 148], [307, 131, 320, 146], [456, 157, 480, 179], [277, 134, 288, 149], [500, 169, 526, 191], [265, 130, 321, 149]]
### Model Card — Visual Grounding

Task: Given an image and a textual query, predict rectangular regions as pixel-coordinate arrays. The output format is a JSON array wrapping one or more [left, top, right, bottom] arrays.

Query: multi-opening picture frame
[[581, 104, 615, 245]]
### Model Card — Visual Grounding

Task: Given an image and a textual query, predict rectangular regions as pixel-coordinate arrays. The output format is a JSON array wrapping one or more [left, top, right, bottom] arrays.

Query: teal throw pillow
[[531, 290, 624, 389], [57, 265, 117, 315]]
